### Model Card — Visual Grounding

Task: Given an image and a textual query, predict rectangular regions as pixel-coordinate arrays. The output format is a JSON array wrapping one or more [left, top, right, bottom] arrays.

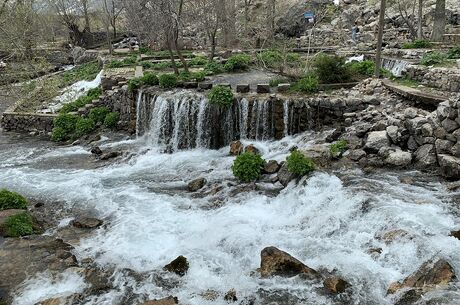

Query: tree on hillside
[[79, 0, 91, 32], [49, 0, 86, 45], [431, 0, 445, 41]]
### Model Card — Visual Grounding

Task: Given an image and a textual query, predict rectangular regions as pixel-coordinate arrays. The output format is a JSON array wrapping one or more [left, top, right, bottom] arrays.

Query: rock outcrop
[[163, 256, 189, 277]]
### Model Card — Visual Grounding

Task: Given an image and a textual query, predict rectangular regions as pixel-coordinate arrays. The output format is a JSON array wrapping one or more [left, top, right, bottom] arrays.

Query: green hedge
[[0, 189, 28, 210], [232, 152, 265, 182], [104, 112, 119, 129], [75, 117, 96, 137]]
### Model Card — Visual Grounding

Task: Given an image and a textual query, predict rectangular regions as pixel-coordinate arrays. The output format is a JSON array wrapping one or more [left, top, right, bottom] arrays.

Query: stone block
[[257, 84, 270, 94], [198, 83, 213, 90], [236, 84, 250, 93], [277, 83, 290, 92], [183, 82, 198, 89]]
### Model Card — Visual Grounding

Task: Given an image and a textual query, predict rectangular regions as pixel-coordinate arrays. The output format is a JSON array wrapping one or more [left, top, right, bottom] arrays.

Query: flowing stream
[[0, 121, 459, 304]]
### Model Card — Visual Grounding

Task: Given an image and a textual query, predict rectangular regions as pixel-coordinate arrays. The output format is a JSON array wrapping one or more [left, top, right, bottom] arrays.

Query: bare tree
[[79, 0, 91, 32], [417, 0, 423, 39], [48, 0, 85, 45], [267, 0, 276, 39], [431, 0, 445, 41], [101, 0, 123, 39], [189, 0, 221, 60]]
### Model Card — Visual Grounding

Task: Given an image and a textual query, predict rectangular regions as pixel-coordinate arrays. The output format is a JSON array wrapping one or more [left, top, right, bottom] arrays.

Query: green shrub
[[54, 113, 78, 133], [313, 54, 351, 84], [269, 78, 289, 87], [75, 117, 95, 137], [159, 74, 178, 88], [140, 60, 155, 69], [128, 78, 143, 92], [205, 61, 224, 74], [4, 212, 35, 237], [190, 56, 209, 67], [208, 85, 234, 107], [152, 62, 172, 70], [347, 60, 375, 76], [402, 39, 433, 49], [292, 74, 319, 93], [286, 150, 315, 176], [257, 50, 283, 68], [107, 60, 123, 68], [89, 107, 110, 124], [104, 112, 119, 128], [420, 52, 446, 66], [51, 127, 69, 142], [141, 72, 159, 86], [330, 140, 348, 158], [447, 46, 460, 59], [231, 152, 265, 183], [224, 54, 252, 72], [0, 189, 28, 210]]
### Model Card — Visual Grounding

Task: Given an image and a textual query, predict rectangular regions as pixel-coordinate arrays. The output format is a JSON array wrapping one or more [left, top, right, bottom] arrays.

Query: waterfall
[[283, 100, 289, 137], [136, 91, 303, 151], [381, 58, 410, 77], [239, 98, 249, 139]]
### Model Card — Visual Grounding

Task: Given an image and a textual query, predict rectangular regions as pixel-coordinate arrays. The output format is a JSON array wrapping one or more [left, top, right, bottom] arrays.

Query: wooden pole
[[375, 0, 386, 78]]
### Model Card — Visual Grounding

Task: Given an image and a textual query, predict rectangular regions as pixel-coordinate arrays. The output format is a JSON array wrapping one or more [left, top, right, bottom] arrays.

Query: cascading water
[[382, 58, 410, 77], [136, 91, 290, 151], [1, 131, 459, 305]]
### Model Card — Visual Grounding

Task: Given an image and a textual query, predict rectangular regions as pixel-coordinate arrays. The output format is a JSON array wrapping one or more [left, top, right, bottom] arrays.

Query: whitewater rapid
[[0, 133, 459, 305]]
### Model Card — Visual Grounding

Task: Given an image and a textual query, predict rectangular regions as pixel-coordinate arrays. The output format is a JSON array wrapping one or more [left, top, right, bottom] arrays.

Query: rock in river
[[187, 177, 207, 192], [164, 255, 189, 276], [258, 246, 318, 279]]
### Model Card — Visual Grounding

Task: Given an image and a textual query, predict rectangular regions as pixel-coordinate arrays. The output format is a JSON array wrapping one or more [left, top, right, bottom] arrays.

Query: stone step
[[382, 80, 447, 106]]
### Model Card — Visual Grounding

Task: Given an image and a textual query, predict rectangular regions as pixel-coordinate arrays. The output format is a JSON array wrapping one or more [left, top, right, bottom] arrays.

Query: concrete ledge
[[318, 82, 359, 90], [382, 80, 447, 106], [257, 84, 270, 93], [198, 83, 213, 90], [277, 83, 291, 92], [1, 112, 57, 132]]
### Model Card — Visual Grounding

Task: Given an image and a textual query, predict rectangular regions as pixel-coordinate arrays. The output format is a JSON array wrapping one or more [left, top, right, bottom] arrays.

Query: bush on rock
[[286, 150, 315, 176], [104, 112, 120, 129], [89, 107, 110, 124], [208, 85, 234, 107], [4, 212, 35, 237], [224, 54, 252, 72], [232, 152, 265, 183], [159, 74, 178, 88]]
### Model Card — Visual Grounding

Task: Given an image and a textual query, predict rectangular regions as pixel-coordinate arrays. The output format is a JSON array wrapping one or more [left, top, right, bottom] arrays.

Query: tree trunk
[[375, 0, 386, 78], [417, 0, 423, 39], [83, 1, 91, 32], [167, 37, 179, 75], [431, 0, 445, 41], [244, 0, 250, 36], [268, 0, 276, 39]]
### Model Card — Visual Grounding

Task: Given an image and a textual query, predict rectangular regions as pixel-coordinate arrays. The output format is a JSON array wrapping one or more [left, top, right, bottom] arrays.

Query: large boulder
[[414, 144, 437, 167], [229, 141, 243, 156], [163, 256, 189, 276], [385, 150, 412, 167], [264, 160, 281, 174], [387, 259, 456, 294], [364, 131, 390, 153], [187, 178, 207, 192], [323, 277, 350, 294], [277, 163, 297, 187], [71, 217, 103, 229], [300, 144, 331, 168], [438, 154, 460, 179], [258, 246, 318, 279]]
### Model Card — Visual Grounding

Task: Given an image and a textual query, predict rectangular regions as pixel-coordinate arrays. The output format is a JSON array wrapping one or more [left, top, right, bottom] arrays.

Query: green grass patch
[[75, 117, 96, 138], [292, 74, 319, 93], [104, 112, 120, 129], [4, 212, 35, 237], [447, 46, 460, 59], [420, 52, 446, 66], [0, 189, 28, 210], [89, 107, 111, 124], [60, 87, 102, 114], [402, 40, 433, 49]]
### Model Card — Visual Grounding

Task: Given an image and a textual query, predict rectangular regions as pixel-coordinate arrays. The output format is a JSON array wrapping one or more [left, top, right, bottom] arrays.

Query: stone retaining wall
[[0, 112, 57, 133], [404, 65, 460, 93]]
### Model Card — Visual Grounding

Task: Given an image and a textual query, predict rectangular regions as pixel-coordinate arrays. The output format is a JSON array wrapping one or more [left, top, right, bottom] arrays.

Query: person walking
[[352, 22, 359, 42]]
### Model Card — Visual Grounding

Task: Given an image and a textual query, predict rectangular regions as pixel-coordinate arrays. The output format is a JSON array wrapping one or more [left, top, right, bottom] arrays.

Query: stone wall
[[99, 85, 135, 133], [404, 65, 460, 93], [0, 112, 57, 133]]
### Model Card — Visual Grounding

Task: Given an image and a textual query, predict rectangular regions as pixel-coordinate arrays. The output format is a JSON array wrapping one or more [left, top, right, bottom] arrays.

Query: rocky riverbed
[[0, 119, 460, 305]]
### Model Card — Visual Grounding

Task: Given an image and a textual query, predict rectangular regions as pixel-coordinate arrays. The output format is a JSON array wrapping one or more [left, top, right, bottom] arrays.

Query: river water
[[1, 129, 460, 305]]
